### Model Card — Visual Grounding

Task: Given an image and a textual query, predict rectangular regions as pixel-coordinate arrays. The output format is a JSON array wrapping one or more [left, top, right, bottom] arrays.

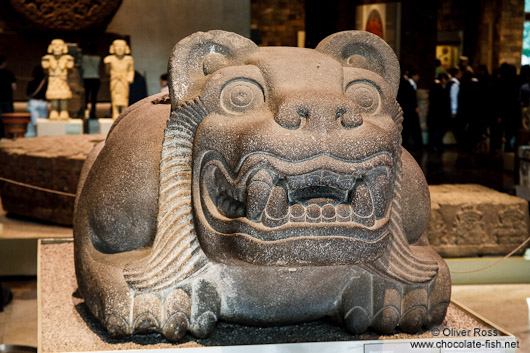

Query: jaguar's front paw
[[341, 265, 449, 335]]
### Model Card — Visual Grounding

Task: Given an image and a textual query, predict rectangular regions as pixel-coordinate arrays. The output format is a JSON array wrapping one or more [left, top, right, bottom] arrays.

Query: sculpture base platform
[[98, 118, 114, 135], [86, 119, 115, 135], [36, 119, 83, 136], [39, 241, 517, 353]]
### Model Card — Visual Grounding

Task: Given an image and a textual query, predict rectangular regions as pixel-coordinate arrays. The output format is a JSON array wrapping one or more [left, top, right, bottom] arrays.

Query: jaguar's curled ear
[[168, 30, 259, 110], [316, 31, 400, 98]]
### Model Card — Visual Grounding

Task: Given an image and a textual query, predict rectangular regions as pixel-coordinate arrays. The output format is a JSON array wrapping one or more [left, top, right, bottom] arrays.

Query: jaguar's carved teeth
[[210, 163, 391, 228], [246, 170, 273, 221], [336, 204, 352, 222], [351, 182, 375, 226], [371, 174, 391, 219], [262, 186, 289, 227]]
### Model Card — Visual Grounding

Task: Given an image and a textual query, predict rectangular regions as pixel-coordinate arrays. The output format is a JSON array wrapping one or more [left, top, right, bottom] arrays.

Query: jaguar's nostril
[[276, 96, 362, 130], [297, 107, 309, 119], [340, 110, 363, 129], [275, 106, 304, 130], [336, 107, 347, 119]]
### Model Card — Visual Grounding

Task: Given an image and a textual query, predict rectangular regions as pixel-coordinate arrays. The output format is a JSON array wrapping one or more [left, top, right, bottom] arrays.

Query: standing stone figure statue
[[41, 39, 74, 120], [104, 39, 134, 119], [74, 30, 451, 342]]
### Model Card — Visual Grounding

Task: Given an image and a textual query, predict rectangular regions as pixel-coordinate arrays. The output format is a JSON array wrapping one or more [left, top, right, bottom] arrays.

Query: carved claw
[[189, 311, 218, 338], [105, 315, 130, 338], [399, 288, 428, 333], [344, 306, 370, 335], [341, 261, 449, 335], [188, 279, 221, 338], [162, 312, 189, 342], [100, 280, 221, 341], [97, 287, 193, 340], [372, 306, 400, 334]]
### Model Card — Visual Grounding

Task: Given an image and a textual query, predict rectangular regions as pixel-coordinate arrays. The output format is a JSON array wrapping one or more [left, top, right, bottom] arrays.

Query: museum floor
[[0, 147, 528, 352]]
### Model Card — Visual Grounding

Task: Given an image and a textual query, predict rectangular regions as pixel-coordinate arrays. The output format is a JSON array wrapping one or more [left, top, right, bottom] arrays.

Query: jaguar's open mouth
[[197, 152, 394, 242]]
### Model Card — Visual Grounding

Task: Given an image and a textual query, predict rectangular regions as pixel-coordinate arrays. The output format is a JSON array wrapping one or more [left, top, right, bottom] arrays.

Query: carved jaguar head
[[153, 30, 403, 267]]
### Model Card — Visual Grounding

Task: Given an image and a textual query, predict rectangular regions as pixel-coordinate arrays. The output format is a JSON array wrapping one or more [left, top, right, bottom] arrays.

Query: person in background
[[0, 283, 12, 312], [495, 63, 520, 152], [397, 67, 423, 150], [447, 67, 462, 147], [458, 56, 473, 74], [427, 73, 450, 153], [25, 66, 48, 137], [160, 73, 169, 94], [434, 59, 446, 79], [0, 55, 16, 138], [475, 65, 496, 154], [82, 43, 101, 119], [457, 69, 481, 152], [518, 65, 530, 130]]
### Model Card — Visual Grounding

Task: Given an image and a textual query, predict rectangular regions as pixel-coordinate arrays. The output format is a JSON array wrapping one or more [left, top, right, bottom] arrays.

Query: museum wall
[[251, 0, 305, 46], [400, 0, 437, 88], [106, 0, 250, 96], [489, 0, 524, 69], [438, 0, 524, 72]]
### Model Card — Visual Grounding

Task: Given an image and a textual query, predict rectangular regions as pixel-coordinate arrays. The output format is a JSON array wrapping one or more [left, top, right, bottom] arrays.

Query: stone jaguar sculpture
[[74, 30, 450, 342]]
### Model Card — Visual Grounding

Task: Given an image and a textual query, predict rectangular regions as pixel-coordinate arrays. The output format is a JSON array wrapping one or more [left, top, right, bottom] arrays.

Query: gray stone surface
[[428, 184, 530, 257], [74, 30, 451, 342], [0, 135, 104, 225]]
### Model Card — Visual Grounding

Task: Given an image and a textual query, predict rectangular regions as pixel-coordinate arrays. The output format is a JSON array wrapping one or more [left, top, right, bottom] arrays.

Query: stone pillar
[[400, 0, 438, 89], [474, 0, 524, 71], [251, 0, 305, 46]]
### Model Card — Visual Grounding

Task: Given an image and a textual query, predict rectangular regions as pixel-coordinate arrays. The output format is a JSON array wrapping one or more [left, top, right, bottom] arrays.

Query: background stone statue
[[41, 39, 74, 120], [74, 30, 450, 342], [104, 39, 134, 119]]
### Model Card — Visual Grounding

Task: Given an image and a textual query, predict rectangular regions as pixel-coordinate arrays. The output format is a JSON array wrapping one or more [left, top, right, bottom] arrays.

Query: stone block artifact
[[74, 30, 450, 342], [41, 39, 74, 120], [104, 39, 134, 119]]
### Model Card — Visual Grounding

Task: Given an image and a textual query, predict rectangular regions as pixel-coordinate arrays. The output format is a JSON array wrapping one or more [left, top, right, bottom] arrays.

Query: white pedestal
[[87, 119, 99, 134], [98, 118, 114, 135], [36, 118, 83, 136]]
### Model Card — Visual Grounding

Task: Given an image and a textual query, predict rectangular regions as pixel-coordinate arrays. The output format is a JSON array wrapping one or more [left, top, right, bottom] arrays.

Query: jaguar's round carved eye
[[220, 79, 264, 114], [345, 81, 380, 114]]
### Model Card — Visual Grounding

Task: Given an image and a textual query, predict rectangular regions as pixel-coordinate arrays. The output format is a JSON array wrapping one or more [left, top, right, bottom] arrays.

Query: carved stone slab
[[428, 184, 530, 257], [74, 30, 451, 342], [0, 135, 104, 225], [8, 0, 122, 31]]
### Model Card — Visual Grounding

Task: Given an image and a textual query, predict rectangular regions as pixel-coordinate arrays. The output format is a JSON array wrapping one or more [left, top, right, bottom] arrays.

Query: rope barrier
[[450, 236, 530, 274], [0, 177, 76, 197]]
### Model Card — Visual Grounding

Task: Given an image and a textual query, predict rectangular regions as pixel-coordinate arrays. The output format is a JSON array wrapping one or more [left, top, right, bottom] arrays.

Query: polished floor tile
[[453, 284, 530, 353], [0, 280, 37, 348]]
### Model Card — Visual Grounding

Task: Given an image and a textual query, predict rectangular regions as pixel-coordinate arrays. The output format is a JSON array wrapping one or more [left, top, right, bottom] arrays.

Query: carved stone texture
[[8, 0, 122, 31], [74, 30, 451, 342], [0, 135, 104, 225], [428, 184, 530, 257]]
